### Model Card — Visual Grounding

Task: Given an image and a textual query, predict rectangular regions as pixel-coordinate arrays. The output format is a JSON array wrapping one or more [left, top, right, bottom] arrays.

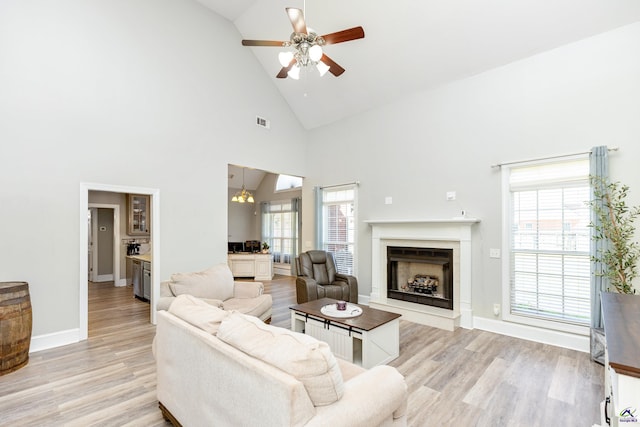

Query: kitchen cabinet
[[600, 293, 640, 426], [228, 253, 273, 281], [127, 194, 150, 236]]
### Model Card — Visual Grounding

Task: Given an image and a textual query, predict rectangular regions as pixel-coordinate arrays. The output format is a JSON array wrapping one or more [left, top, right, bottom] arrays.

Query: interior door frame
[[79, 183, 160, 341], [88, 204, 121, 284]]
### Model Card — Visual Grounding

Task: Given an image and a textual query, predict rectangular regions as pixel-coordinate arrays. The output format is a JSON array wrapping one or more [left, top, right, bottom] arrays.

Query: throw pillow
[[169, 263, 234, 301], [217, 312, 344, 406], [168, 294, 229, 334]]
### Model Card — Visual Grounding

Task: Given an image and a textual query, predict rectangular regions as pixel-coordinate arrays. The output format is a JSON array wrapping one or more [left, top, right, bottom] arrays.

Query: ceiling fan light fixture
[[278, 51, 294, 67], [316, 61, 330, 76], [241, 8, 365, 80], [288, 64, 301, 80], [309, 44, 323, 62]]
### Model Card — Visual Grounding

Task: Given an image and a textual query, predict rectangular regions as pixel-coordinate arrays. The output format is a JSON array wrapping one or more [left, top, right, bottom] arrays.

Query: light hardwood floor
[[0, 277, 604, 426]]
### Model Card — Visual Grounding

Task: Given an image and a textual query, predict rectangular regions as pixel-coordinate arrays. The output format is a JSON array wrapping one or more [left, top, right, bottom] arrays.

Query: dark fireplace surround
[[387, 246, 454, 310]]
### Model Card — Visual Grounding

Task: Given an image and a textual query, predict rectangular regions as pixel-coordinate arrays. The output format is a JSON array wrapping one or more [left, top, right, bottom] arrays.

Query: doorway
[[88, 205, 120, 284], [79, 183, 160, 341]]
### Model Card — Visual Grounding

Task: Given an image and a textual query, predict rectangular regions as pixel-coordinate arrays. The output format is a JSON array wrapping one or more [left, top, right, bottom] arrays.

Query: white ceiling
[[198, 0, 640, 130]]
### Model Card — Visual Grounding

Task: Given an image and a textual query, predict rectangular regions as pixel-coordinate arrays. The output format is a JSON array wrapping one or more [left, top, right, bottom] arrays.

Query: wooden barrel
[[0, 282, 32, 375]]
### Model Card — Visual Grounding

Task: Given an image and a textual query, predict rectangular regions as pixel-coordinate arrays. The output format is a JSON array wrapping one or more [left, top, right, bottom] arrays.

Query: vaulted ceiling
[[197, 0, 640, 130]]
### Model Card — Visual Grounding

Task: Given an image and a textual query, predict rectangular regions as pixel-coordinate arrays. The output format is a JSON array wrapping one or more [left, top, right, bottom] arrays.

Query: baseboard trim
[[29, 329, 80, 353], [473, 316, 589, 353], [95, 274, 114, 282], [115, 278, 128, 287]]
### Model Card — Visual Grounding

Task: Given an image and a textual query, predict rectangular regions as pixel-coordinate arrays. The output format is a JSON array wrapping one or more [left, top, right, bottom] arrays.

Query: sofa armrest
[[233, 281, 264, 299], [306, 365, 407, 427], [160, 280, 173, 298], [335, 274, 358, 303], [156, 296, 175, 311], [296, 277, 318, 304]]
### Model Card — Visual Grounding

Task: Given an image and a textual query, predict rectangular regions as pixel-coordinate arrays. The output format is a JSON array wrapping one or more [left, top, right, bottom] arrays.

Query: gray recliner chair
[[295, 250, 358, 304]]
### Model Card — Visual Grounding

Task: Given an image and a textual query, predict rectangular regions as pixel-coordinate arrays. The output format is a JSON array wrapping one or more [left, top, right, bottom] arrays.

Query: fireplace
[[366, 218, 479, 331], [387, 246, 453, 310]]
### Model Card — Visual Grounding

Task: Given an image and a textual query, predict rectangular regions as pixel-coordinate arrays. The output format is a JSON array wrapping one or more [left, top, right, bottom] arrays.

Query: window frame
[[500, 156, 590, 336], [320, 184, 358, 276], [274, 174, 302, 193]]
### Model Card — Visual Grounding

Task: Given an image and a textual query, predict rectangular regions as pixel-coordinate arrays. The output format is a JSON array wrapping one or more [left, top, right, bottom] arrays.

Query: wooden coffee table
[[290, 298, 401, 369]]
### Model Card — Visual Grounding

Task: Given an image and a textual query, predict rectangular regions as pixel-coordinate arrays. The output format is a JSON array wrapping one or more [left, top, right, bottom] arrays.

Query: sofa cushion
[[217, 312, 344, 407], [169, 263, 234, 301], [168, 294, 229, 334]]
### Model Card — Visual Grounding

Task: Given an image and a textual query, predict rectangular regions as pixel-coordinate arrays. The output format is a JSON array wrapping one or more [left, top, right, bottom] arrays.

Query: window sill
[[502, 311, 590, 336]]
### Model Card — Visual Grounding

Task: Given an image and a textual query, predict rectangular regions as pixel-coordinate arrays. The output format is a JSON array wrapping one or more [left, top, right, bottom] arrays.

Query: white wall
[[0, 0, 306, 340], [303, 23, 640, 322]]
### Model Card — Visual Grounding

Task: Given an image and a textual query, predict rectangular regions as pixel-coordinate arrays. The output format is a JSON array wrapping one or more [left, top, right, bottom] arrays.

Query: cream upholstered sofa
[[155, 295, 408, 427], [156, 263, 272, 323]]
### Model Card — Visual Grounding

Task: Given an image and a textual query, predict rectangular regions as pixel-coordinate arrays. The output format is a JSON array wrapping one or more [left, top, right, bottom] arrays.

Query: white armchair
[[156, 263, 272, 323]]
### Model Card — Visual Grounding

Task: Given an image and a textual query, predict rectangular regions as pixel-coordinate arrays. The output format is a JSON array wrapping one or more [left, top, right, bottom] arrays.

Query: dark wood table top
[[601, 292, 640, 378], [290, 298, 401, 331]]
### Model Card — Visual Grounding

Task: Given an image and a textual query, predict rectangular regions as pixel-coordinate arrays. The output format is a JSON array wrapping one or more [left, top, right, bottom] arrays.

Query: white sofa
[[155, 295, 408, 427], [156, 263, 272, 322]]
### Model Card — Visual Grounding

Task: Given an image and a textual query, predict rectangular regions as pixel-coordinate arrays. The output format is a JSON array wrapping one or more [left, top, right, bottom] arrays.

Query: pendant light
[[231, 168, 255, 204]]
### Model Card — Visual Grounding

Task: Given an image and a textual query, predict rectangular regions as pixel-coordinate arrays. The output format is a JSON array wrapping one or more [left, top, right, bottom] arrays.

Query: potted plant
[[588, 176, 640, 364], [261, 242, 270, 254], [589, 176, 640, 295]]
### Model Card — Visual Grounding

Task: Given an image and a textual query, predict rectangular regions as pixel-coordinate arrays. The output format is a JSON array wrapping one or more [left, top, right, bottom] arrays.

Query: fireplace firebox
[[387, 246, 453, 310]]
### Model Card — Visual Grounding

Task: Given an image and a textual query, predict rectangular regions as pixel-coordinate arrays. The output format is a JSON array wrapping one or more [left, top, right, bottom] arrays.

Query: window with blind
[[321, 186, 357, 275], [504, 158, 591, 328], [262, 200, 298, 265]]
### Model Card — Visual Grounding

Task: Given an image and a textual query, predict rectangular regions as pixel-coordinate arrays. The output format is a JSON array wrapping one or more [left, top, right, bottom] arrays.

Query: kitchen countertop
[[126, 253, 152, 262]]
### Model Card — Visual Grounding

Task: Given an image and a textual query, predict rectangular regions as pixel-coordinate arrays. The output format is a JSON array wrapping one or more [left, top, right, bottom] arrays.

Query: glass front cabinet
[[128, 194, 150, 235]]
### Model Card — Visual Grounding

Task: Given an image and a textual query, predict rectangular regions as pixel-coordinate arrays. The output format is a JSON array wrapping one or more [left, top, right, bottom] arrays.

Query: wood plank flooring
[[0, 277, 604, 426]]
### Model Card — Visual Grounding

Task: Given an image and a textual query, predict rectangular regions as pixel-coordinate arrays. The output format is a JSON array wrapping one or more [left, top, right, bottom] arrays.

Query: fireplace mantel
[[366, 218, 480, 331], [364, 218, 480, 225]]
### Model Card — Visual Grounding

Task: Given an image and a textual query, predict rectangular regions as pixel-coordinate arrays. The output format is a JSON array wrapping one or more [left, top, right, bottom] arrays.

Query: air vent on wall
[[256, 116, 271, 129]]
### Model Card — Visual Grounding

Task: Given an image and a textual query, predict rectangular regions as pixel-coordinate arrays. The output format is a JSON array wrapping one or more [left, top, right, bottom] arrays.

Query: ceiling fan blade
[[286, 8, 307, 34], [321, 26, 365, 45], [320, 54, 345, 77], [276, 58, 297, 79], [242, 39, 286, 47]]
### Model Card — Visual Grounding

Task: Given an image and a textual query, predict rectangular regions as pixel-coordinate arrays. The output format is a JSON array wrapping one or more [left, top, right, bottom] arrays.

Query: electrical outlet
[[446, 191, 456, 201], [493, 304, 500, 316], [489, 248, 501, 258], [385, 196, 393, 205]]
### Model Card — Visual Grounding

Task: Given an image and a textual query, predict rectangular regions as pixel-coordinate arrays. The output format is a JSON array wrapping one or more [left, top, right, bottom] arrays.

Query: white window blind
[[322, 186, 356, 275], [508, 158, 591, 325]]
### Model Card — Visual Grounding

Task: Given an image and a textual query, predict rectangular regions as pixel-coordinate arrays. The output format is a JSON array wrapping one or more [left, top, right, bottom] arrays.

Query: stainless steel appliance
[[132, 259, 142, 299], [143, 262, 151, 301]]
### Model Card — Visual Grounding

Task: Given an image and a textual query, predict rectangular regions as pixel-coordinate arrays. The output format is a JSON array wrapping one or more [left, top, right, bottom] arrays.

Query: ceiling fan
[[241, 7, 365, 79]]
